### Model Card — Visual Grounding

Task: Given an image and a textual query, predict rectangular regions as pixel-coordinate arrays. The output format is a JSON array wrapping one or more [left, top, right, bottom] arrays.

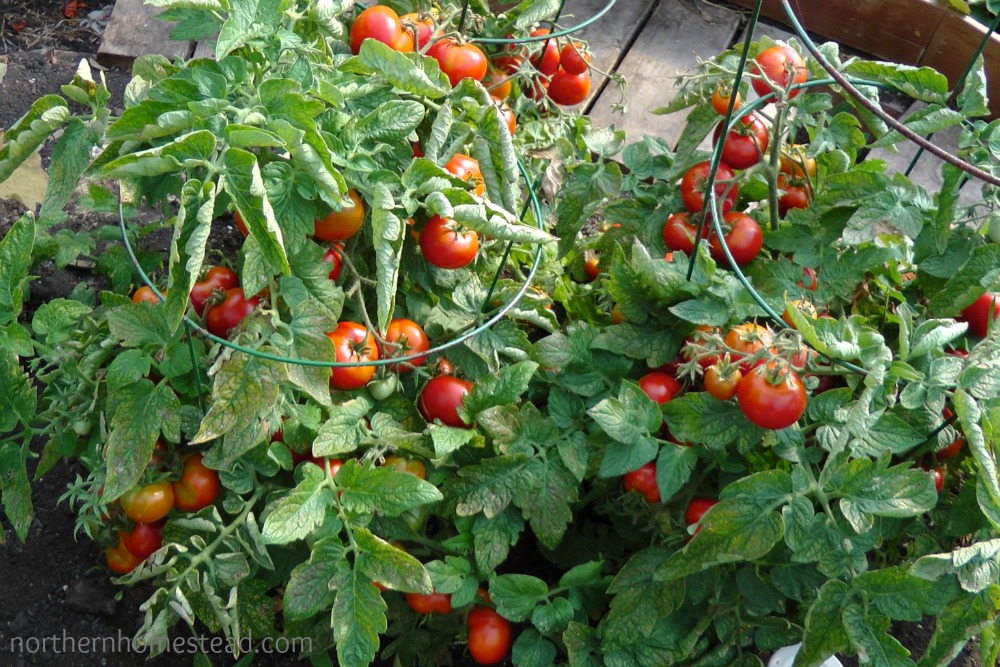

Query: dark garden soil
[[0, 5, 987, 667]]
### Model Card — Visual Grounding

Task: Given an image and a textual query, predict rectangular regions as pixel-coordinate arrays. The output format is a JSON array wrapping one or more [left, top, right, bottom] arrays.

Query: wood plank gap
[[582, 0, 661, 116]]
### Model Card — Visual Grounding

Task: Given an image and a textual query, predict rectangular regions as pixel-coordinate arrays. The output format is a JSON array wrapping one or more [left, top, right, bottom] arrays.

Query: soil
[[0, 5, 988, 667]]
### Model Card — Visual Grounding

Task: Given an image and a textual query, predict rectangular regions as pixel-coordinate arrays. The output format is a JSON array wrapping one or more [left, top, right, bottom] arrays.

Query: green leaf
[[654, 444, 697, 504], [261, 466, 335, 544], [191, 351, 284, 445], [512, 629, 558, 667], [799, 580, 851, 667], [927, 244, 1000, 317], [603, 547, 683, 649], [843, 61, 949, 103], [512, 457, 578, 549], [215, 0, 281, 57], [855, 567, 957, 622], [531, 597, 575, 636], [849, 414, 925, 458], [662, 392, 764, 448], [490, 573, 548, 622], [954, 389, 1000, 533], [0, 348, 35, 433], [428, 425, 479, 459], [352, 40, 450, 98], [842, 604, 915, 667], [371, 206, 403, 333], [333, 561, 388, 667], [0, 96, 69, 182], [106, 302, 171, 347], [354, 527, 432, 593], [0, 213, 34, 326], [39, 116, 103, 224], [0, 442, 32, 541], [472, 509, 524, 576], [338, 460, 443, 517], [103, 382, 181, 502], [830, 459, 937, 533], [917, 586, 1000, 667], [33, 299, 94, 345], [957, 56, 990, 117], [223, 146, 291, 277], [460, 361, 539, 421], [451, 453, 533, 518], [313, 395, 374, 457], [911, 539, 1000, 594]]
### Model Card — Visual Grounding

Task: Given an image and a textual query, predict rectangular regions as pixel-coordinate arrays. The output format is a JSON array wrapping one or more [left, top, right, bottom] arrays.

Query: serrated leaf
[[332, 561, 387, 667], [472, 509, 524, 575], [451, 454, 532, 519], [0, 348, 35, 432], [313, 395, 374, 457], [0, 442, 32, 541], [0, 213, 34, 326], [223, 146, 290, 277], [663, 392, 763, 448], [799, 580, 851, 667], [338, 460, 443, 516], [352, 40, 450, 98], [460, 361, 538, 421], [355, 527, 432, 593], [262, 467, 334, 544], [490, 574, 548, 622], [371, 207, 403, 333], [191, 351, 284, 444], [0, 96, 69, 182]]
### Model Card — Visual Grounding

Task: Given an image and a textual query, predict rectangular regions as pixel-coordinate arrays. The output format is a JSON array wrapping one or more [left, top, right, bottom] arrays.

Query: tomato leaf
[[191, 350, 285, 445], [0, 347, 35, 433], [916, 587, 1000, 667], [855, 567, 958, 622], [654, 445, 696, 504], [332, 560, 387, 667], [460, 361, 538, 421], [490, 573, 548, 622], [0, 96, 69, 182], [164, 179, 214, 332], [428, 425, 479, 459], [338, 460, 443, 517], [223, 146, 291, 278], [214, 0, 282, 58], [313, 395, 373, 457], [355, 527, 432, 594], [799, 580, 852, 666], [926, 244, 1000, 317], [513, 457, 579, 548], [261, 465, 334, 544], [34, 299, 95, 345], [372, 206, 404, 333], [663, 392, 762, 449], [39, 116, 103, 225], [513, 629, 559, 667], [350, 40, 451, 99], [0, 213, 33, 326], [592, 321, 684, 367], [954, 389, 1000, 533], [472, 509, 524, 576], [603, 547, 683, 649], [0, 441, 32, 541], [592, 383, 660, 476], [452, 453, 533, 518]]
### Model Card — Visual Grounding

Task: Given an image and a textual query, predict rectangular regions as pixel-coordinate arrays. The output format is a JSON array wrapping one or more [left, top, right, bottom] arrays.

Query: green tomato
[[989, 213, 1000, 244], [368, 376, 397, 400]]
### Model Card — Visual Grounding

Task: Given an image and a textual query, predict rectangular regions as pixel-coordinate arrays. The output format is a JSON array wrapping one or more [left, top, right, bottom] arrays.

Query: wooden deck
[[98, 0, 988, 202]]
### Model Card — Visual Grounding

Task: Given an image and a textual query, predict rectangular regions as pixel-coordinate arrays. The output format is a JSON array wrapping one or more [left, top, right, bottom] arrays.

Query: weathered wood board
[[97, 0, 193, 67], [587, 0, 743, 145]]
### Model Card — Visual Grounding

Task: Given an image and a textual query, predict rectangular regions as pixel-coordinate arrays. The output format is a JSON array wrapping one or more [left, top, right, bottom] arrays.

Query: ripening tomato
[[930, 468, 945, 493], [680, 161, 738, 214], [547, 69, 590, 106], [737, 363, 807, 430], [322, 246, 343, 282], [467, 607, 512, 665], [685, 497, 717, 526], [638, 372, 681, 405], [437, 358, 455, 375], [106, 535, 143, 574], [122, 519, 165, 559], [483, 67, 513, 100], [704, 364, 741, 400], [435, 40, 488, 87], [496, 100, 517, 136], [494, 53, 524, 76], [420, 215, 479, 269], [709, 212, 763, 268], [444, 154, 485, 197], [937, 436, 963, 460], [399, 13, 433, 49], [711, 87, 742, 115], [779, 144, 816, 178], [132, 286, 160, 305], [777, 173, 810, 216], [623, 462, 660, 504], [529, 29, 561, 76], [662, 212, 700, 255], [419, 375, 473, 428], [308, 457, 343, 478], [406, 592, 452, 614], [798, 266, 818, 292], [560, 41, 590, 75], [173, 454, 220, 512], [724, 323, 773, 373], [584, 256, 600, 282], [350, 5, 406, 55], [960, 292, 1000, 337], [189, 266, 239, 316], [315, 189, 365, 242], [204, 288, 260, 338], [751, 44, 807, 98], [383, 455, 427, 479], [120, 481, 175, 524], [713, 112, 769, 170], [328, 321, 379, 390], [384, 318, 429, 370]]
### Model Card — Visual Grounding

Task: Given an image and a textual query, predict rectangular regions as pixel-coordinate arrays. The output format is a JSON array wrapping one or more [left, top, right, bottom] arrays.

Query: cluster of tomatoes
[[495, 28, 592, 107], [106, 452, 221, 574], [664, 45, 813, 269]]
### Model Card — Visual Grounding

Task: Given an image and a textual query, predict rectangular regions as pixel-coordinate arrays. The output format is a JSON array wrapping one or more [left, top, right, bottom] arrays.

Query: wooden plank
[[921, 11, 1000, 119], [192, 39, 215, 60], [726, 0, 945, 66], [97, 0, 193, 67], [587, 0, 742, 145]]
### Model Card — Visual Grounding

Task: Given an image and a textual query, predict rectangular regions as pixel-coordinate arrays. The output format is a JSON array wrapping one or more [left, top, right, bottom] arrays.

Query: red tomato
[[494, 54, 524, 76], [737, 364, 807, 430], [436, 41, 488, 87], [383, 455, 427, 479], [723, 323, 773, 373], [937, 436, 963, 460], [315, 189, 365, 242], [584, 256, 600, 282], [120, 481, 175, 524], [960, 292, 1000, 337], [437, 358, 455, 376], [132, 286, 160, 305], [680, 161, 738, 214], [204, 288, 260, 338], [483, 67, 513, 100], [122, 520, 165, 560], [419, 215, 479, 269], [709, 211, 763, 268], [399, 13, 433, 50], [623, 462, 660, 504], [704, 364, 741, 400], [327, 321, 379, 390], [931, 468, 945, 493], [548, 69, 591, 106], [777, 173, 810, 216], [798, 266, 818, 292], [190, 266, 239, 316], [467, 607, 511, 665], [560, 41, 590, 75], [322, 247, 343, 282], [529, 29, 561, 76], [662, 212, 700, 254], [234, 211, 249, 236], [444, 154, 485, 197], [308, 457, 344, 478], [685, 497, 717, 526], [106, 536, 143, 574], [711, 87, 741, 115], [384, 318, 429, 371], [173, 454, 220, 512], [350, 6, 405, 55], [638, 372, 681, 405], [406, 592, 452, 614], [390, 30, 415, 52], [751, 45, 807, 99], [419, 375, 473, 428], [713, 113, 769, 170]]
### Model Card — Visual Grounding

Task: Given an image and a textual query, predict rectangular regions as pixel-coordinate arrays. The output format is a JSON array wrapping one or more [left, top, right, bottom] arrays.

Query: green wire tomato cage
[[120, 0, 620, 406]]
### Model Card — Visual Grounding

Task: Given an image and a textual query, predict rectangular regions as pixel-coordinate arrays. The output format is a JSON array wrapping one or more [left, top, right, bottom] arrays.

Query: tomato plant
[[189, 266, 239, 316], [132, 285, 159, 304], [350, 5, 407, 55], [433, 39, 488, 87], [723, 323, 773, 373], [713, 112, 769, 170], [322, 246, 343, 282], [383, 318, 429, 370], [528, 28, 561, 76], [638, 371, 681, 405], [751, 44, 807, 98], [708, 211, 763, 267], [548, 69, 591, 106]]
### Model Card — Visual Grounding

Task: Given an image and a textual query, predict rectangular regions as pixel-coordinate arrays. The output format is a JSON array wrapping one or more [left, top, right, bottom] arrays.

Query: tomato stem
[[766, 102, 786, 232]]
